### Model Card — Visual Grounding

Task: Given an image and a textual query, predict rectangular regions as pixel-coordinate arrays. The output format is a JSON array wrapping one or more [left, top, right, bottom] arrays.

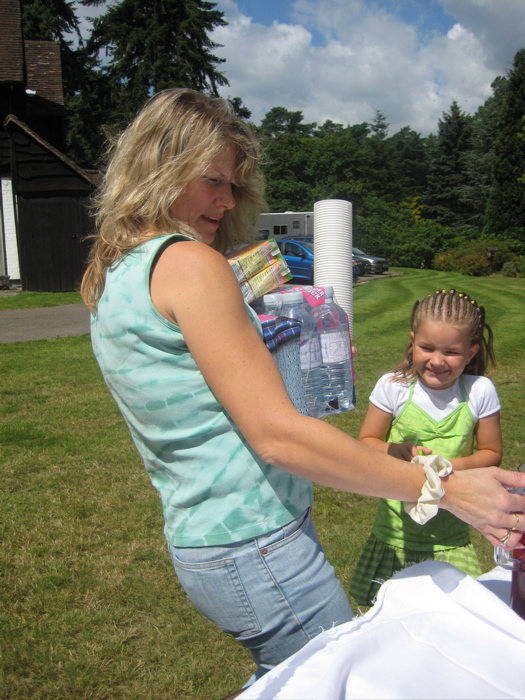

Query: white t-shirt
[[370, 373, 500, 423]]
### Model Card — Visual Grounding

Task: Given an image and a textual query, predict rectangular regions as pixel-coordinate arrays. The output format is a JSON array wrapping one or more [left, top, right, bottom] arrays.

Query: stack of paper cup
[[313, 199, 353, 333]]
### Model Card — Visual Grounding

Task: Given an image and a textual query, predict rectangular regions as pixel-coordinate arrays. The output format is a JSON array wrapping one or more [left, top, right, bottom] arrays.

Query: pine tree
[[421, 101, 474, 229], [387, 126, 428, 200], [20, 0, 102, 164], [86, 0, 229, 121], [459, 77, 507, 231], [259, 107, 316, 138], [483, 49, 525, 243]]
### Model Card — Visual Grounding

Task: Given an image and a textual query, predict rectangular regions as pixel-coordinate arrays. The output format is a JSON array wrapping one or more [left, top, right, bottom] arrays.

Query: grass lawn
[[1, 269, 524, 699], [0, 291, 83, 311]]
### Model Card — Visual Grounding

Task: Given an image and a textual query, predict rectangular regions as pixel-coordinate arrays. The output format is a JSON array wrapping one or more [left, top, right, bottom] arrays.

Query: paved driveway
[[0, 304, 91, 343], [0, 272, 398, 343]]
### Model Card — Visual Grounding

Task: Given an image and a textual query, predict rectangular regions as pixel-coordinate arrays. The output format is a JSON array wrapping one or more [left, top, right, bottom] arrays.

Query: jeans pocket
[[168, 546, 261, 637]]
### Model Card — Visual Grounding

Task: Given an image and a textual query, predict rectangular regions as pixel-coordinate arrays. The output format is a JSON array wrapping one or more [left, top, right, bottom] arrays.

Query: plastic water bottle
[[263, 293, 282, 317], [312, 285, 354, 414], [281, 291, 324, 418]]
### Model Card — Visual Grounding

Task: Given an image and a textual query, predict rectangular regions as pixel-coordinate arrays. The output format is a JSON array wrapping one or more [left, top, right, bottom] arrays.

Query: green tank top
[[371, 376, 475, 551], [91, 233, 313, 547]]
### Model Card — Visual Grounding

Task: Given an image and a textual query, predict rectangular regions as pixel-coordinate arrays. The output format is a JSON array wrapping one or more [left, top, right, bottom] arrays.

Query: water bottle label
[[300, 337, 322, 368], [302, 287, 326, 307], [320, 331, 350, 363]]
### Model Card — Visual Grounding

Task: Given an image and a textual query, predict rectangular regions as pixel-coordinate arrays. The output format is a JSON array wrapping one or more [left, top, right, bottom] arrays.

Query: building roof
[[24, 41, 64, 105], [4, 114, 100, 188], [0, 0, 24, 83]]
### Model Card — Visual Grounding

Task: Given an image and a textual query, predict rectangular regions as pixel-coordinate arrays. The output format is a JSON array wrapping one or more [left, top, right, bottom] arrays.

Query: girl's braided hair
[[392, 289, 496, 383]]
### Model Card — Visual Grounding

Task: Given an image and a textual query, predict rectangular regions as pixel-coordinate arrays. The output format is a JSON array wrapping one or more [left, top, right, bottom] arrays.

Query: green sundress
[[350, 376, 482, 607]]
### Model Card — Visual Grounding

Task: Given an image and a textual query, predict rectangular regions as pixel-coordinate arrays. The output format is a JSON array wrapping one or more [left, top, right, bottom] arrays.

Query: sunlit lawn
[[1, 269, 524, 698]]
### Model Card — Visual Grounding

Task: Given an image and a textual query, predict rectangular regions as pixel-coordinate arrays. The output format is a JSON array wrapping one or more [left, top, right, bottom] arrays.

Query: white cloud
[[439, 0, 525, 71], [213, 0, 525, 135]]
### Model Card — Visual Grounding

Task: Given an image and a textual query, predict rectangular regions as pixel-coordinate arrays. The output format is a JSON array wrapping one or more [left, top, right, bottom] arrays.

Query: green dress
[[350, 376, 482, 607]]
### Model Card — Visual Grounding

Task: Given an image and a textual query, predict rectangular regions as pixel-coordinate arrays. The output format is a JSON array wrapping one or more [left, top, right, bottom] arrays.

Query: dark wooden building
[[4, 115, 98, 292], [0, 0, 98, 291]]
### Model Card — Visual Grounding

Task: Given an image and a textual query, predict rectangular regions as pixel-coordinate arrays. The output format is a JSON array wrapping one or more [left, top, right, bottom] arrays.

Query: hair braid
[[393, 289, 496, 382]]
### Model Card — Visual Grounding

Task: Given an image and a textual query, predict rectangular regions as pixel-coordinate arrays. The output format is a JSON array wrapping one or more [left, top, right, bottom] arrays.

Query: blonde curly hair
[[81, 88, 265, 311]]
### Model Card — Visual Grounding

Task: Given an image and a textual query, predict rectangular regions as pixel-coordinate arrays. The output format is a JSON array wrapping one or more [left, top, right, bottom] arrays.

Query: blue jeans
[[167, 508, 353, 680]]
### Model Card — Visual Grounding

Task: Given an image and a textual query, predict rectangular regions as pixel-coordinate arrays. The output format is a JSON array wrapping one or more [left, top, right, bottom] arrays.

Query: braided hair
[[392, 289, 496, 383]]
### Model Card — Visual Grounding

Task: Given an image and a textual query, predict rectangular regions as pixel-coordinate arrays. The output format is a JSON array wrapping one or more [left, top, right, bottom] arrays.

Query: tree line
[[256, 52, 525, 273], [21, 0, 525, 273]]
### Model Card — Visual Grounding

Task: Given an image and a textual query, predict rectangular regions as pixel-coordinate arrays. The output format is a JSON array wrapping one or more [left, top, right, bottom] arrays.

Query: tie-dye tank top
[[90, 234, 313, 546]]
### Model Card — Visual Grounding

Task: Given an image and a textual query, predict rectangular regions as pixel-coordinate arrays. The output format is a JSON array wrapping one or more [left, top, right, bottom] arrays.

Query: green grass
[[1, 270, 524, 698], [0, 291, 82, 311]]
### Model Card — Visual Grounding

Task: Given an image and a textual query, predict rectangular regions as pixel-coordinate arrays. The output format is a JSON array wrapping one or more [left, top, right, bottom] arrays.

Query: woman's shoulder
[[150, 236, 245, 325]]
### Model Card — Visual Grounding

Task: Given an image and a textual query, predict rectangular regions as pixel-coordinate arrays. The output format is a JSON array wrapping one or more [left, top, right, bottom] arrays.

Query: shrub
[[502, 261, 518, 277], [457, 253, 491, 276], [433, 251, 459, 272], [433, 239, 516, 275]]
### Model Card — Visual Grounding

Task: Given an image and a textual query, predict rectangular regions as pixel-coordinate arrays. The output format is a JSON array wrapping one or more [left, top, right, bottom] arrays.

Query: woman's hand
[[440, 467, 525, 549]]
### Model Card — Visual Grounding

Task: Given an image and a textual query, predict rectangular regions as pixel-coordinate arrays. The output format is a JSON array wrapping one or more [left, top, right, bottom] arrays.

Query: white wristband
[[403, 454, 454, 525]]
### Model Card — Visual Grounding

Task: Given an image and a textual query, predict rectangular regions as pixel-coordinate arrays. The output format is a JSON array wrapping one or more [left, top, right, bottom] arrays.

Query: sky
[[73, 0, 525, 137], [209, 0, 525, 135]]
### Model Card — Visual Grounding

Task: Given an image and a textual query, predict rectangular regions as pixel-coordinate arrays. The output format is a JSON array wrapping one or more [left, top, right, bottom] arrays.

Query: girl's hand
[[387, 443, 432, 461]]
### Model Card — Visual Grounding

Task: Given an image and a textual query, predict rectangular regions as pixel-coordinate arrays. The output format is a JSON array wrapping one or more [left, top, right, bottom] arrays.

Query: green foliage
[[459, 77, 507, 230], [502, 261, 518, 277], [484, 49, 525, 243], [354, 196, 462, 268], [421, 101, 475, 228], [433, 250, 459, 272], [433, 239, 513, 276], [259, 106, 316, 138], [86, 0, 228, 123], [262, 119, 430, 214], [21, 0, 231, 167], [456, 252, 491, 277], [21, 0, 80, 41]]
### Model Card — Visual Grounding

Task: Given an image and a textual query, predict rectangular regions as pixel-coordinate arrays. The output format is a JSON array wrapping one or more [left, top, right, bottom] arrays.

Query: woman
[[81, 88, 525, 683]]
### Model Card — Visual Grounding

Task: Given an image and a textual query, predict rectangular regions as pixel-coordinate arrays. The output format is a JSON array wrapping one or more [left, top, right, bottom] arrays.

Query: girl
[[350, 289, 503, 607]]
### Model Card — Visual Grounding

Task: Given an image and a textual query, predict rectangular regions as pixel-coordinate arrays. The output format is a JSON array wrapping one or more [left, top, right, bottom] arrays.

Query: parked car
[[274, 236, 376, 277], [353, 257, 370, 276], [352, 247, 388, 274], [277, 239, 358, 284]]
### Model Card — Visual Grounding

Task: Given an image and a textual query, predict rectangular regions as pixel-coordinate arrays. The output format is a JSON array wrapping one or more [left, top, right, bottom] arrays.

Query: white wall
[[1, 178, 20, 280]]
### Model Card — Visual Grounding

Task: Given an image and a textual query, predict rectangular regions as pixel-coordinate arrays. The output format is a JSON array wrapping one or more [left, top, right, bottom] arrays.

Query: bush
[[433, 250, 459, 272], [457, 253, 491, 276], [433, 239, 517, 275], [502, 261, 518, 277]]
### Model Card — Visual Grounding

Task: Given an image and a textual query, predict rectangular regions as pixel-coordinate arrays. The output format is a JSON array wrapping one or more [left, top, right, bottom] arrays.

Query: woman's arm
[[450, 412, 503, 470], [359, 403, 431, 461], [150, 240, 422, 498], [150, 241, 525, 547]]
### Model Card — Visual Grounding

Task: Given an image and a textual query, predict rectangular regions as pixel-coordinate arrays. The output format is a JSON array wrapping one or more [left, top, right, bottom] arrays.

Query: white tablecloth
[[239, 561, 524, 699]]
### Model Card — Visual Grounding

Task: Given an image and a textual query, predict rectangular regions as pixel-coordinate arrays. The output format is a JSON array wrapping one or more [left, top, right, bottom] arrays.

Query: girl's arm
[[150, 241, 525, 547], [450, 412, 503, 470], [359, 403, 431, 461]]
